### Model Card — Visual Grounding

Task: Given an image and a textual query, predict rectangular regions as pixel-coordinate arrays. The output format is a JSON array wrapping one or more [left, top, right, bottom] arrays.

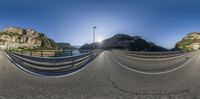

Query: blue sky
[[1, 0, 200, 49]]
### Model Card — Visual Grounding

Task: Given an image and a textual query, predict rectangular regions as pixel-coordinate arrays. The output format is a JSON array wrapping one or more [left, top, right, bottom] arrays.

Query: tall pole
[[93, 26, 97, 51]]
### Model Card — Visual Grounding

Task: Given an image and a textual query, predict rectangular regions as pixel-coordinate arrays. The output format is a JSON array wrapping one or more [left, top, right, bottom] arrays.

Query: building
[[192, 43, 200, 50]]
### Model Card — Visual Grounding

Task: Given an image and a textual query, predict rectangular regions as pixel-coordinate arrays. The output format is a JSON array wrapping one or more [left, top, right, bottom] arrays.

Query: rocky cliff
[[176, 32, 200, 51], [0, 27, 58, 50]]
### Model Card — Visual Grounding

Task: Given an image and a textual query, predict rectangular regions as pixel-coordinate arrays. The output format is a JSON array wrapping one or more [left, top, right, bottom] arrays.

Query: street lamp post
[[93, 26, 97, 51]]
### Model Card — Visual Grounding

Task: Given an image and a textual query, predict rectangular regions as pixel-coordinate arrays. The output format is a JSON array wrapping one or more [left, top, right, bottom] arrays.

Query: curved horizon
[[1, 0, 200, 49]]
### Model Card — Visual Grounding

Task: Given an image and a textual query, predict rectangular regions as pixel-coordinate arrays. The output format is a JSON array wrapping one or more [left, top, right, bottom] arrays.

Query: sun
[[97, 37, 103, 43]]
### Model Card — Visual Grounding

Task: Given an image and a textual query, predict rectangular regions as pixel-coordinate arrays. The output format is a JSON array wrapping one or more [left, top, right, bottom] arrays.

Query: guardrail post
[[54, 51, 57, 57], [80, 50, 83, 54], [41, 51, 43, 57], [72, 56, 74, 67], [71, 51, 73, 56], [30, 51, 32, 56]]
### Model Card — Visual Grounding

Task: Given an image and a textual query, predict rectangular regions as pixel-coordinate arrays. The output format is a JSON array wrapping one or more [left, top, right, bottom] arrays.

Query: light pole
[[93, 26, 97, 51]]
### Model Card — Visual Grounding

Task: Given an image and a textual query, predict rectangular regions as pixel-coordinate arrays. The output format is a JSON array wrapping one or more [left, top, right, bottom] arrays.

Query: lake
[[57, 50, 82, 57]]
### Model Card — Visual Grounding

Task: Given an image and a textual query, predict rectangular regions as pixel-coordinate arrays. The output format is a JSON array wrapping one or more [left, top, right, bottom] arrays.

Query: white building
[[192, 43, 200, 50]]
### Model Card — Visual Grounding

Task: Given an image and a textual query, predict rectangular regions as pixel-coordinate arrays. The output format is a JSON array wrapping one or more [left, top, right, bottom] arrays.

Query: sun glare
[[97, 37, 103, 43]]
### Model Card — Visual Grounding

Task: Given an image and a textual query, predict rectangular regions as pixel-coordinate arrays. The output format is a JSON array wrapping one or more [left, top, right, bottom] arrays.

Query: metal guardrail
[[6, 51, 98, 77], [8, 50, 91, 57], [112, 50, 188, 58], [8, 51, 92, 63]]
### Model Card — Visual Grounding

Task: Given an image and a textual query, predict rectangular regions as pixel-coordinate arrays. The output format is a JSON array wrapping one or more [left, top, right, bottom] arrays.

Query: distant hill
[[176, 32, 200, 51], [0, 27, 59, 50], [80, 34, 168, 51], [57, 43, 72, 50], [71, 45, 80, 49], [80, 42, 100, 50]]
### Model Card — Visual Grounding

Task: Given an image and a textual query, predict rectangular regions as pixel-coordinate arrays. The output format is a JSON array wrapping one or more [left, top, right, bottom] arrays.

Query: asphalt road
[[1, 50, 200, 99]]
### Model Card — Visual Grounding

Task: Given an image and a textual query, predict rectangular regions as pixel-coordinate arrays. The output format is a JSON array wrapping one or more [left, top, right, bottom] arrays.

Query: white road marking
[[106, 51, 198, 75]]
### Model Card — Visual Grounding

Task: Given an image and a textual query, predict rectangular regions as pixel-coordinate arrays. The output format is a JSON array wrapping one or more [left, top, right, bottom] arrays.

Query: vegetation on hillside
[[176, 32, 200, 51]]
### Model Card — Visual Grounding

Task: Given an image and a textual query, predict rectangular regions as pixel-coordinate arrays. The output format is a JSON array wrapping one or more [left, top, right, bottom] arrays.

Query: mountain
[[0, 27, 59, 50], [57, 43, 72, 50], [80, 34, 168, 51], [102, 34, 133, 49], [80, 42, 101, 50], [176, 32, 200, 51]]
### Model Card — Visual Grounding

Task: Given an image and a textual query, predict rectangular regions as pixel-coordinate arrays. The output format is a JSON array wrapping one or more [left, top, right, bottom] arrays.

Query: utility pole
[[93, 26, 97, 51]]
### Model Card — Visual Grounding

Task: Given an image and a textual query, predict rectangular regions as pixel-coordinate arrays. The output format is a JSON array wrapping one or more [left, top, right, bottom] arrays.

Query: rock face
[[0, 27, 58, 50], [176, 32, 200, 51], [80, 34, 167, 51], [102, 34, 133, 49]]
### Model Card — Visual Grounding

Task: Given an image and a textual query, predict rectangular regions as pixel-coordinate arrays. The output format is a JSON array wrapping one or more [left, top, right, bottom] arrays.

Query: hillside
[[0, 27, 59, 50], [57, 43, 73, 50], [80, 34, 168, 51], [176, 32, 200, 51]]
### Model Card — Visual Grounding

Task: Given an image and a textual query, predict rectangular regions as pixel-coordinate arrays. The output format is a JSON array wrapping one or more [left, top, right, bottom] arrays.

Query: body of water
[[58, 50, 82, 57]]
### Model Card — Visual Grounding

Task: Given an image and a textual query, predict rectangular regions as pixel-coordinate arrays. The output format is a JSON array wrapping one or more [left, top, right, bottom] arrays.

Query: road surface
[[1, 50, 200, 99]]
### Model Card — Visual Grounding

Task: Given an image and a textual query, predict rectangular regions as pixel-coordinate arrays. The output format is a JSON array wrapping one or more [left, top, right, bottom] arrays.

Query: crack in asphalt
[[102, 52, 131, 98], [105, 70, 191, 96], [106, 74, 129, 95], [103, 51, 192, 98]]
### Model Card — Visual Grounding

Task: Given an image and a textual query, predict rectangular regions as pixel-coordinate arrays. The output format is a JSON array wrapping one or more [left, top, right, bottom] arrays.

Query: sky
[[1, 0, 200, 49]]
